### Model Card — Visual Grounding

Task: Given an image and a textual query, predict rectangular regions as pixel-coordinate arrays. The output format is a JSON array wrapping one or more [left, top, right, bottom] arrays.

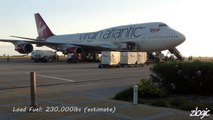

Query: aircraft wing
[[0, 39, 113, 50], [10, 35, 39, 41], [0, 39, 59, 46]]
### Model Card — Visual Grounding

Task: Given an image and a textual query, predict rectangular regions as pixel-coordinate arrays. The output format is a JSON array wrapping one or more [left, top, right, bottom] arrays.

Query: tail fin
[[34, 13, 54, 40]]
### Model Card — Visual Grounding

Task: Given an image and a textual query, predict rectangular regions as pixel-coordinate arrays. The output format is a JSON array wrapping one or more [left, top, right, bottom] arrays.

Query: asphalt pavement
[[0, 62, 212, 120]]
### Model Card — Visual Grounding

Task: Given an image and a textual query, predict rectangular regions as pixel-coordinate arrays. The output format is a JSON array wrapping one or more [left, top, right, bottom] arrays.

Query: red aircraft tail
[[34, 13, 54, 40]]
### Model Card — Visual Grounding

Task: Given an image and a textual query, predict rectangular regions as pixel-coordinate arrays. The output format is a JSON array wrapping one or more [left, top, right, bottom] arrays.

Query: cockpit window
[[158, 24, 168, 27]]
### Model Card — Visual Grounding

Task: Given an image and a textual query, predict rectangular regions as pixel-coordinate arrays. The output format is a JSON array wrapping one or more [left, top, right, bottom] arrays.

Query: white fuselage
[[46, 22, 185, 52]]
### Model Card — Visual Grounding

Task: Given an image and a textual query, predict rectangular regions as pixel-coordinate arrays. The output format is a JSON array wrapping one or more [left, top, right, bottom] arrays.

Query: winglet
[[34, 13, 54, 40]]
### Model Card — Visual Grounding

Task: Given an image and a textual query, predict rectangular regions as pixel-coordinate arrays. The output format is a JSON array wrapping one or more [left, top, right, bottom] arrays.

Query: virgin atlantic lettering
[[79, 26, 146, 41]]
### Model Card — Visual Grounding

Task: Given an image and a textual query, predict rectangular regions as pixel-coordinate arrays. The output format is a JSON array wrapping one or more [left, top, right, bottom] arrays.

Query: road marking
[[37, 74, 75, 82], [25, 73, 75, 82]]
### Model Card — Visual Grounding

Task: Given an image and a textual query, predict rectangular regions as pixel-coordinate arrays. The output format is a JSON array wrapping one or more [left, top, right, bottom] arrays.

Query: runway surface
[[0, 62, 150, 90], [0, 62, 151, 119], [1, 62, 209, 120]]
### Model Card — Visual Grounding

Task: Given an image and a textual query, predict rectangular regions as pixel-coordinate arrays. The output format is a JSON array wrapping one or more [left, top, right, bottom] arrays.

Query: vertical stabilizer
[[34, 13, 54, 40]]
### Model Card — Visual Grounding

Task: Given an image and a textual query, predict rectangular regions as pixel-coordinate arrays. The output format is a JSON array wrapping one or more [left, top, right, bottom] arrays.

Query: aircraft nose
[[177, 32, 186, 44], [180, 33, 186, 43]]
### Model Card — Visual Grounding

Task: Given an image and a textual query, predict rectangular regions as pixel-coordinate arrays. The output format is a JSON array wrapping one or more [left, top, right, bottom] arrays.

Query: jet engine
[[15, 43, 33, 54], [67, 47, 83, 53]]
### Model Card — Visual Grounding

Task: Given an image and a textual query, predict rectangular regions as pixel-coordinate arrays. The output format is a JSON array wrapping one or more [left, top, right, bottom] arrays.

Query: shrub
[[150, 61, 213, 96], [138, 79, 168, 98], [114, 78, 168, 102]]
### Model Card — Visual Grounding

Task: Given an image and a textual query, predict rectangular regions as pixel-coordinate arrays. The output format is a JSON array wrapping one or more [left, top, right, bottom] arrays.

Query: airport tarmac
[[0, 62, 212, 120]]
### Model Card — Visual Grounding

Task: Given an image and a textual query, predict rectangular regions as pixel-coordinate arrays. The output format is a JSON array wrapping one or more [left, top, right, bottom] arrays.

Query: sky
[[0, 0, 212, 57]]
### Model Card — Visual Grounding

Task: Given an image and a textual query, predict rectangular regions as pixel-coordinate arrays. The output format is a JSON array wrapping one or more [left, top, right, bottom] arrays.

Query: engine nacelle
[[67, 47, 83, 53], [15, 43, 33, 54]]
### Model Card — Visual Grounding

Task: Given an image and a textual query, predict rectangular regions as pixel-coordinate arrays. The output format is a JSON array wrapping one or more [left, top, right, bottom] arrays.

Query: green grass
[[0, 55, 31, 58], [114, 87, 133, 102], [149, 99, 168, 107]]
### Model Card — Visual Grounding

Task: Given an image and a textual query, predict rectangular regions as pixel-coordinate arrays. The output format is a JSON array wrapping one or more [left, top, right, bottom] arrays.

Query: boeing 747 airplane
[[0, 13, 185, 55]]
